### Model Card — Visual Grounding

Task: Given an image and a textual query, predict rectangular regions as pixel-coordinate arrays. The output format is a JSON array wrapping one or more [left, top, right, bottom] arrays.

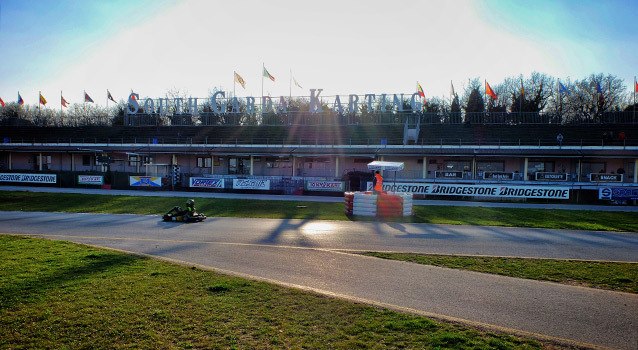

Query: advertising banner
[[599, 187, 638, 200], [590, 173, 623, 182], [483, 172, 514, 180], [367, 182, 570, 199], [78, 175, 104, 185], [535, 172, 568, 181], [129, 176, 162, 187], [305, 180, 344, 192], [233, 179, 270, 190], [435, 171, 463, 179], [0, 173, 57, 184], [190, 177, 224, 189]]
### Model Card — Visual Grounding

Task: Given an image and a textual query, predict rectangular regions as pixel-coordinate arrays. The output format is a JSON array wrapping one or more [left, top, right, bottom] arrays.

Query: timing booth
[[344, 161, 414, 217]]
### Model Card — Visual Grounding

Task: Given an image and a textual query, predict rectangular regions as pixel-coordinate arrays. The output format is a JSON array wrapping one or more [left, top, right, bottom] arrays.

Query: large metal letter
[[309, 89, 323, 113]]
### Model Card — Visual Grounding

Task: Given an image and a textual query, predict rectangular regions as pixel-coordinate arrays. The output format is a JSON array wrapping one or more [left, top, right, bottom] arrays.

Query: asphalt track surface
[[2, 186, 638, 349]]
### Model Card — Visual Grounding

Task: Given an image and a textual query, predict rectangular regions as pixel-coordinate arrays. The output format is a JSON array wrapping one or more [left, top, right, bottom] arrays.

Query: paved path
[[3, 211, 637, 349], [2, 185, 638, 212]]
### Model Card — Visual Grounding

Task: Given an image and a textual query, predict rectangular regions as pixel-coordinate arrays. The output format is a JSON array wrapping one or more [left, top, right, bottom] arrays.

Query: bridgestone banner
[[305, 180, 344, 192], [190, 177, 224, 189], [233, 179, 270, 190], [367, 182, 570, 199], [0, 173, 57, 184]]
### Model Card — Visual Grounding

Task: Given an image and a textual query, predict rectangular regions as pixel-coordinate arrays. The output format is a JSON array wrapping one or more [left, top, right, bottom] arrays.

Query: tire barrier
[[345, 191, 413, 217]]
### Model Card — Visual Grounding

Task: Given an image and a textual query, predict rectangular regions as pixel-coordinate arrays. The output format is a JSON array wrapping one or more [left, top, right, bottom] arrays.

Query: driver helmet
[[186, 199, 195, 207]]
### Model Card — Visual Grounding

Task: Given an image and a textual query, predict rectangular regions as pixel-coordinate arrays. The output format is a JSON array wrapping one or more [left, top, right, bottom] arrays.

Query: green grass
[[0, 235, 545, 349], [363, 253, 638, 294], [1, 191, 638, 232]]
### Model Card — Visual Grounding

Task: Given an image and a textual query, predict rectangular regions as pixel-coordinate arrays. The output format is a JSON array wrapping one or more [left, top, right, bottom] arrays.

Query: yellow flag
[[234, 72, 246, 89]]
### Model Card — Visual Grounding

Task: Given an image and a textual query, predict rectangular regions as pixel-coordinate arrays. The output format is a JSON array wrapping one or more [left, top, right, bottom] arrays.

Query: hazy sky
[[1, 0, 636, 106]]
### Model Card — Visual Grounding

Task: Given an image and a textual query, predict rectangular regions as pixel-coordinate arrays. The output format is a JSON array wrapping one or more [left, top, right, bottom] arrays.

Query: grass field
[[0, 235, 544, 349], [2, 191, 638, 232], [363, 253, 638, 294]]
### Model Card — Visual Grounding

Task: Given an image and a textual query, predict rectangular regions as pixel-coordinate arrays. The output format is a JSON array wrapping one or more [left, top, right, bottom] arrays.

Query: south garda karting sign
[[190, 177, 224, 189], [129, 176, 162, 187], [233, 179, 270, 190], [0, 173, 56, 184], [305, 180, 344, 192], [127, 89, 425, 115], [599, 187, 638, 200], [78, 175, 104, 185], [366, 182, 570, 199]]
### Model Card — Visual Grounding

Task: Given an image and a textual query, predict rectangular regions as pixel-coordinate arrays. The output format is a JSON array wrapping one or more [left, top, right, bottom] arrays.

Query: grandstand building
[[1, 108, 637, 204]]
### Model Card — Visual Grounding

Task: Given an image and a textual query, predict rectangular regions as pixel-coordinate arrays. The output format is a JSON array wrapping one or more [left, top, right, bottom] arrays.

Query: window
[[444, 160, 471, 172], [581, 162, 605, 175], [128, 155, 138, 167], [477, 161, 504, 172], [528, 161, 554, 173], [197, 157, 212, 168], [82, 155, 91, 166]]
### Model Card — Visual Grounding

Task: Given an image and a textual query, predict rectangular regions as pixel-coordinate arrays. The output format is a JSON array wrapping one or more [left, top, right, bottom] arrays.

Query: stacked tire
[[377, 194, 404, 217], [344, 192, 354, 215], [352, 192, 377, 216], [388, 192, 413, 216]]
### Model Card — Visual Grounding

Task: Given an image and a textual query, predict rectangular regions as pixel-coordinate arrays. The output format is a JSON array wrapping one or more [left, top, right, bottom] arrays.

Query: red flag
[[61, 95, 69, 108], [635, 78, 637, 93], [0, 97, 4, 107], [486, 81, 498, 99], [417, 83, 425, 98]]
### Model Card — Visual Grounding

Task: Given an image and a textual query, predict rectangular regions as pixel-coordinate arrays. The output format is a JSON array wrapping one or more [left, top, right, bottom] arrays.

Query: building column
[[577, 159, 582, 182], [250, 155, 254, 176], [472, 157, 476, 180], [211, 156, 214, 175], [335, 157, 340, 178], [422, 156, 427, 179], [71, 154, 75, 172], [292, 156, 296, 177], [39, 153, 43, 171], [8, 152, 11, 170], [634, 159, 638, 184], [524, 158, 529, 181]]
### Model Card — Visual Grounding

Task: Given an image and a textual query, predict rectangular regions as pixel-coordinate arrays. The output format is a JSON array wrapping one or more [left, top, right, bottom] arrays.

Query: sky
[[1, 0, 636, 107]]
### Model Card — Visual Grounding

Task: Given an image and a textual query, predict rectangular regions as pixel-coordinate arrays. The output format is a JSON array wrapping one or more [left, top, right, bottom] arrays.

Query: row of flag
[[2, 78, 638, 108], [0, 90, 116, 108], [233, 65, 302, 90]]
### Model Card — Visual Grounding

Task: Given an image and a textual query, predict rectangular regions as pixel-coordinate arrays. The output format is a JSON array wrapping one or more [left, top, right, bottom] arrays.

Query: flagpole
[[289, 69, 292, 103], [633, 76, 636, 123], [261, 63, 264, 115], [233, 71, 236, 98], [38, 91, 40, 116], [61, 90, 63, 115]]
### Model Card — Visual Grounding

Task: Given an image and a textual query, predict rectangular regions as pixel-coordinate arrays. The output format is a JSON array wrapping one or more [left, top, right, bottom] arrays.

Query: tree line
[[1, 72, 637, 127]]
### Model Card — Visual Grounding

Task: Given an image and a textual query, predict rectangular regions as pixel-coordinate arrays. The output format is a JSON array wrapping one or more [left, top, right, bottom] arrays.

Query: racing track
[[2, 211, 637, 350]]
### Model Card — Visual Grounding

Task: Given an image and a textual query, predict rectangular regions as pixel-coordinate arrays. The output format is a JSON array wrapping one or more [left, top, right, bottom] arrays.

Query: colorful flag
[[39, 92, 47, 105], [234, 72, 246, 89], [485, 81, 497, 99], [107, 90, 116, 102], [0, 97, 4, 107], [558, 82, 571, 96], [18, 93, 24, 105], [417, 83, 425, 98], [263, 66, 275, 82], [634, 77, 637, 93], [596, 82, 605, 102], [450, 81, 455, 97], [294, 77, 303, 89], [520, 79, 525, 96], [84, 92, 94, 103], [61, 95, 69, 108]]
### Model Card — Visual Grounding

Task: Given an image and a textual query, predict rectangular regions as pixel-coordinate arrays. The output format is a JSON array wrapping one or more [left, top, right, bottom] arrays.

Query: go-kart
[[162, 209, 207, 222]]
